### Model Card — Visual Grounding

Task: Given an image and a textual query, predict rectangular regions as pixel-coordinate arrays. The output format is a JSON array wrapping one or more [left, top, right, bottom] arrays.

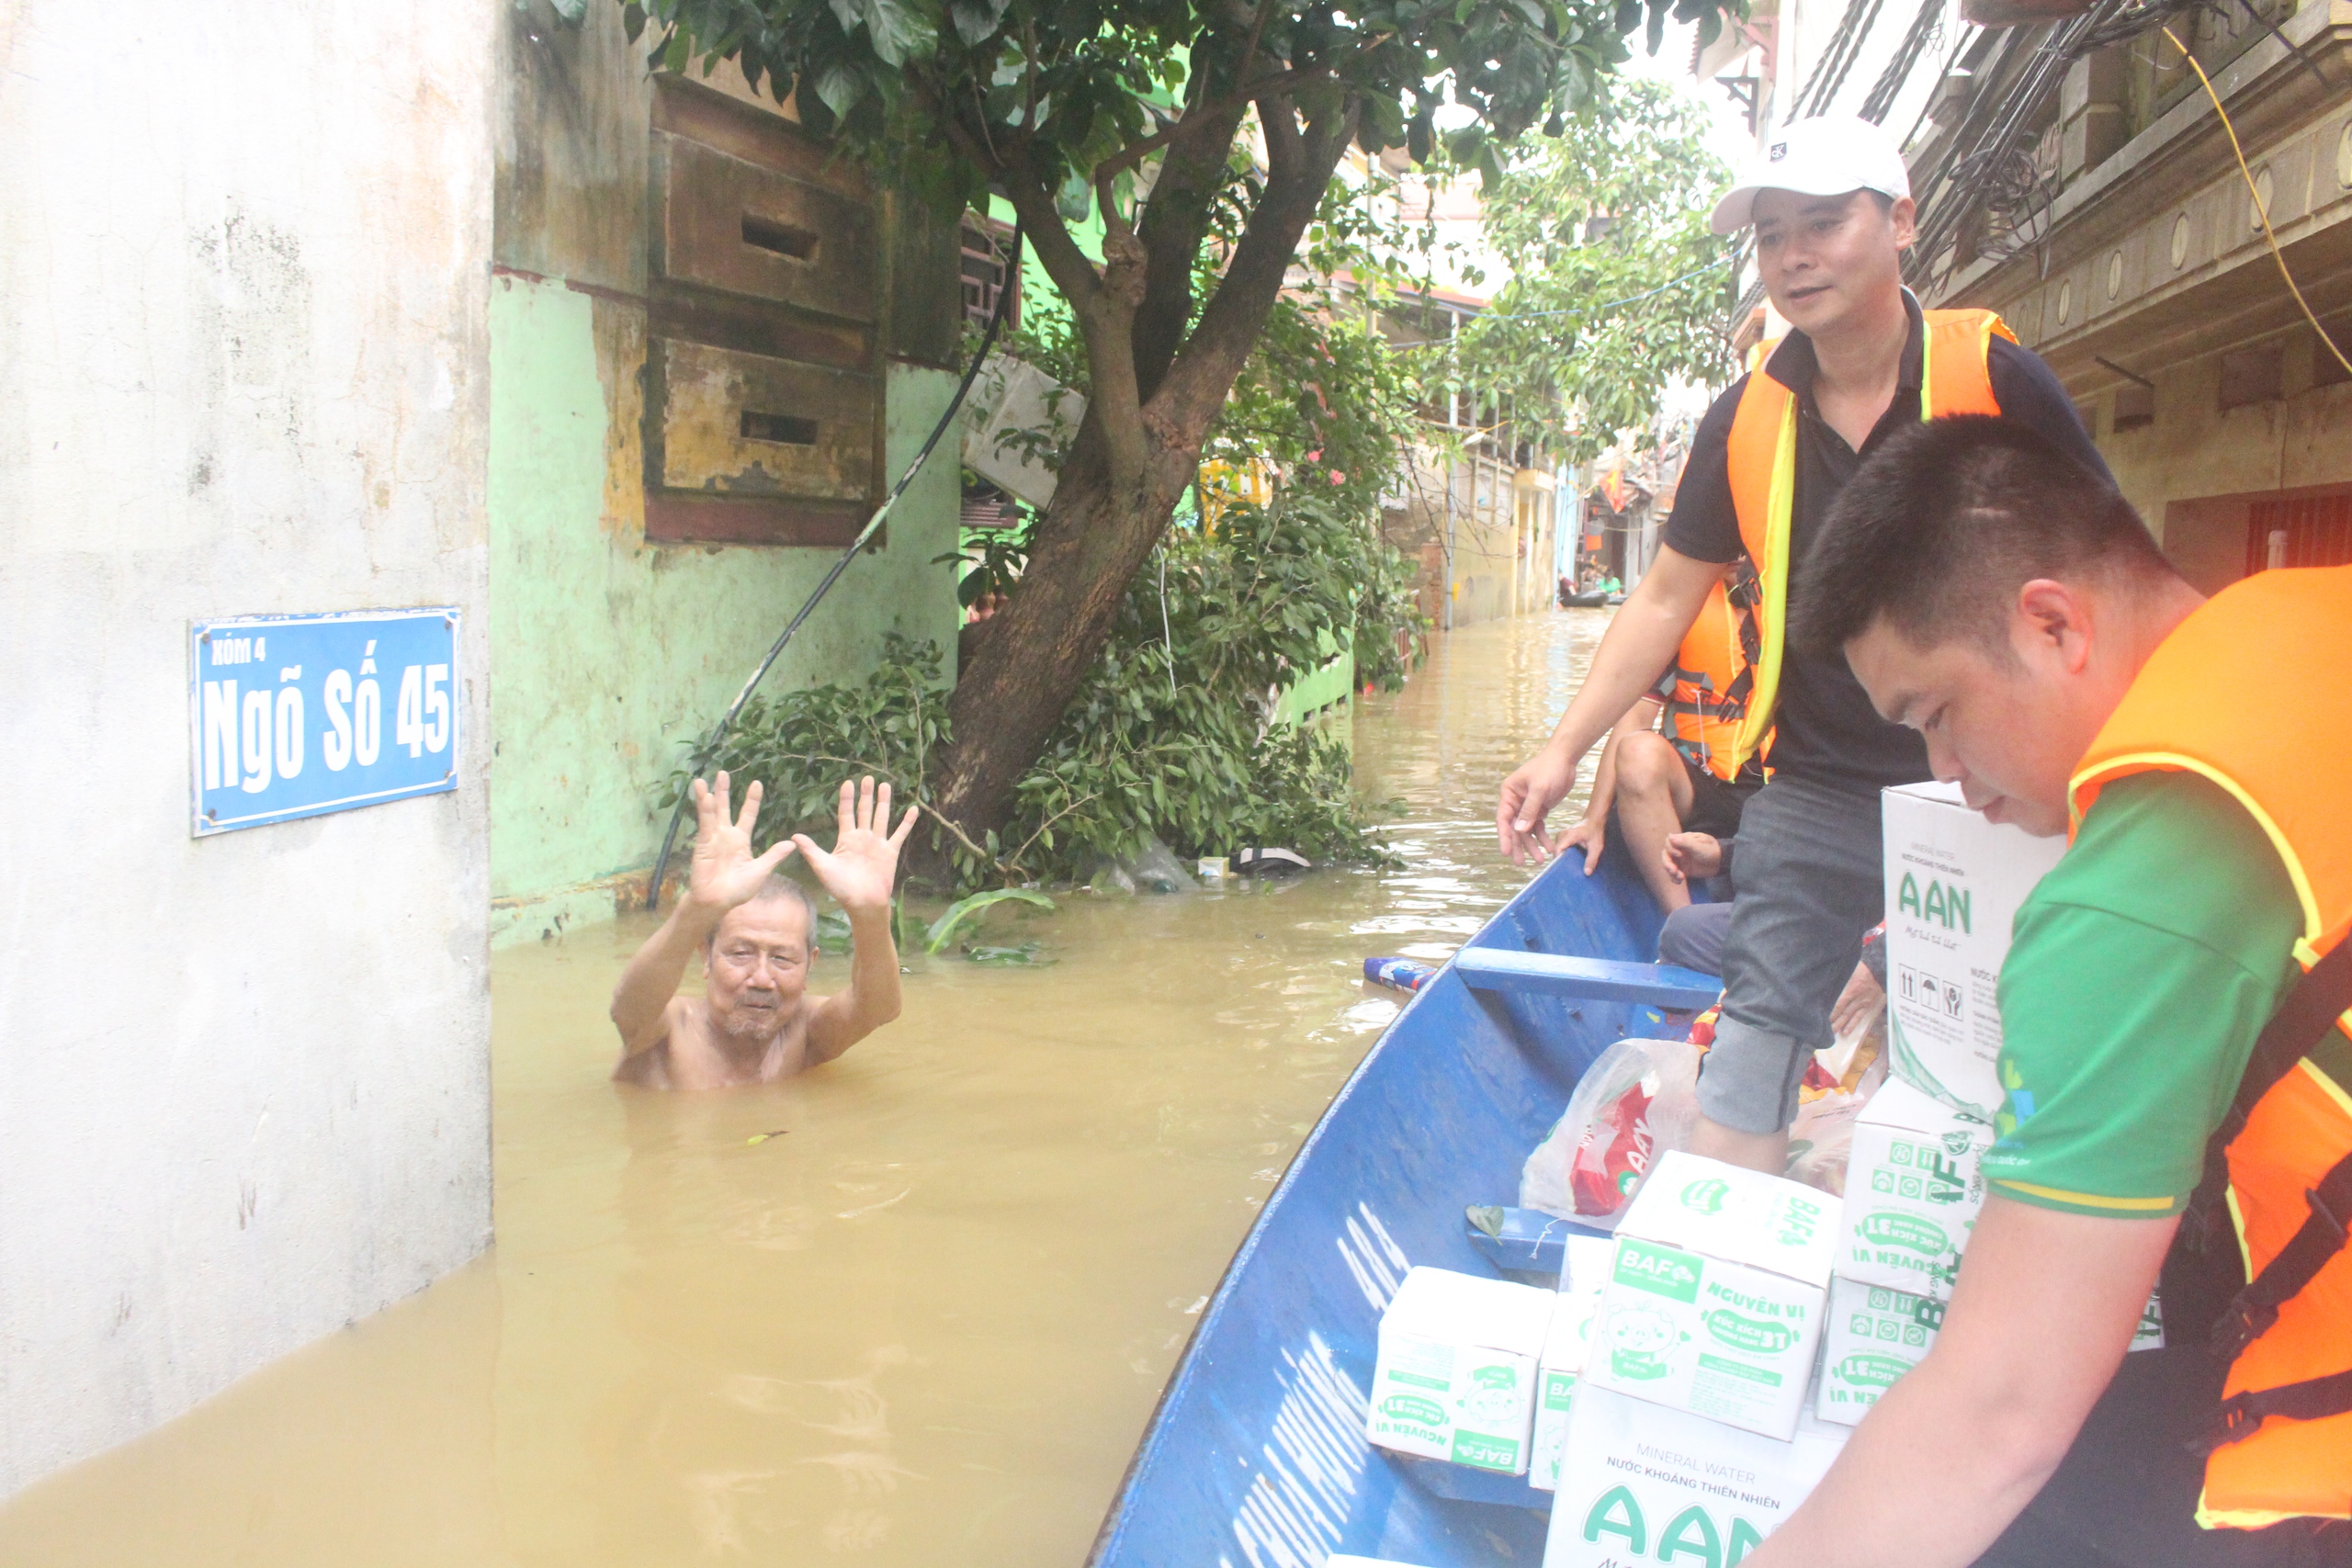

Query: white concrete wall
[[0, 1, 496, 1497]]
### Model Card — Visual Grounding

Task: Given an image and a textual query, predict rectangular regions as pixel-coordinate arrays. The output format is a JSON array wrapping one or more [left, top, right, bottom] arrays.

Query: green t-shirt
[[1982, 773, 2303, 1217]]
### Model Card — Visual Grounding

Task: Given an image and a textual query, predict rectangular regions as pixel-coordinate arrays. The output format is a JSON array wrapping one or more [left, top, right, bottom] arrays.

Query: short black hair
[[1792, 415, 2176, 657]]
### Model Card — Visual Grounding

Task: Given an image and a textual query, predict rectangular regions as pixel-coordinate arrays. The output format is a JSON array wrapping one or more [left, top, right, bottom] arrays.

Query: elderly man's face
[[705, 895, 813, 1043]]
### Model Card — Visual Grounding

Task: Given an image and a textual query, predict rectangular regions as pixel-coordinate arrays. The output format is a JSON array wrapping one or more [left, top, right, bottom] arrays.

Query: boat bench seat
[[1452, 948, 1721, 1011]]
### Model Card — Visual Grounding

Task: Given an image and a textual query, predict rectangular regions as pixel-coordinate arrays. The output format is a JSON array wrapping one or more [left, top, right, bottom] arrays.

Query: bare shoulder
[[615, 996, 701, 1085]]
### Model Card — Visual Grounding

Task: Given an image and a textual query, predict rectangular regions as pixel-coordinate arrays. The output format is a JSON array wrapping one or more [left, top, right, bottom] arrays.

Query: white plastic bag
[[1520, 1038, 1702, 1228]]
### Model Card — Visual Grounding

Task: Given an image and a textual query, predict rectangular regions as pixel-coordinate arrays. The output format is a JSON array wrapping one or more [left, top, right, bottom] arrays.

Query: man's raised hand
[[793, 777, 919, 919], [685, 771, 797, 916]]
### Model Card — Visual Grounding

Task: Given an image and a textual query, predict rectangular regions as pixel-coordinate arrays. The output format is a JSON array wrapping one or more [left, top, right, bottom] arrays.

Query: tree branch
[[1001, 167, 1103, 314], [1129, 98, 1250, 400], [1002, 170, 1149, 482], [1148, 87, 1361, 439]]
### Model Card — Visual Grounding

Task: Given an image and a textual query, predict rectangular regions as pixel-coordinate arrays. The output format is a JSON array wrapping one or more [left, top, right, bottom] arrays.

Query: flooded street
[[0, 610, 1603, 1568]]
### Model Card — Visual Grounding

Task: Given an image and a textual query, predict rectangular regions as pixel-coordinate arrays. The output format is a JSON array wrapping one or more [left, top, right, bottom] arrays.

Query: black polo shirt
[[1664, 297, 2110, 794]]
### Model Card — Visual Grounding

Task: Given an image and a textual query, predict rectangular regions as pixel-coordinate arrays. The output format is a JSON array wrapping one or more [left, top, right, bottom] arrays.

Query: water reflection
[[0, 610, 1605, 1566]]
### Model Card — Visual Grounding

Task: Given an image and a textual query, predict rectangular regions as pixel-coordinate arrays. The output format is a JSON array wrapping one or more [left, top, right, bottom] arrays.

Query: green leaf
[[922, 888, 1056, 953], [813, 62, 864, 119]]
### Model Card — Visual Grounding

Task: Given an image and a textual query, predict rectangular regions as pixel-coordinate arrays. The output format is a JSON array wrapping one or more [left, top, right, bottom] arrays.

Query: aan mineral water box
[[1367, 1266, 1555, 1473], [1542, 1382, 1849, 1568], [1840, 1077, 1992, 1295], [1584, 1152, 1838, 1441], [1532, 1235, 1616, 1492], [1815, 1275, 2167, 1425], [1881, 781, 2065, 1120]]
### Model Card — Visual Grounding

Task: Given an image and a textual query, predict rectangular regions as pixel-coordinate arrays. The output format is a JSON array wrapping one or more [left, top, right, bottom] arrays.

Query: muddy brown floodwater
[[0, 610, 1604, 1567]]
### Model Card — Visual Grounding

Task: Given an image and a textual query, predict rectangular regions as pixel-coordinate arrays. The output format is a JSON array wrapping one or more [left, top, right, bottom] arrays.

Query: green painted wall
[[487, 275, 960, 938]]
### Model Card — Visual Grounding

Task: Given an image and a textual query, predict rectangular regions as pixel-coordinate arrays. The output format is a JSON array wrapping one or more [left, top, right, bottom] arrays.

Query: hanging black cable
[[640, 220, 1025, 910], [1858, 0, 1949, 125]]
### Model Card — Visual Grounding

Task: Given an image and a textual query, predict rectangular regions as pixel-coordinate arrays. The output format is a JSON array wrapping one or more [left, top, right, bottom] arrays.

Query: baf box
[[1815, 1275, 2165, 1425], [1816, 1276, 1945, 1425], [1585, 1153, 1837, 1441], [1542, 1383, 1849, 1568], [1882, 782, 2065, 1118], [1840, 1078, 1992, 1295], [1367, 1267, 1554, 1473], [1532, 1236, 1616, 1492]]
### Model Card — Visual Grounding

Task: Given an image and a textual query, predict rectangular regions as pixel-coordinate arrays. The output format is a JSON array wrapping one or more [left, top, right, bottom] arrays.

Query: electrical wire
[[2161, 22, 2352, 379], [1857, 0, 1949, 125], [1785, 0, 1884, 121], [641, 222, 1025, 910], [1806, 0, 1893, 117]]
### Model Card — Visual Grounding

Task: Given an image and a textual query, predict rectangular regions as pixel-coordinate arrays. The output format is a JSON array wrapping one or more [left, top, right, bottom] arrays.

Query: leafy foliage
[[625, 0, 1737, 844], [674, 487, 1423, 893], [621, 0, 1729, 213], [1205, 175, 1430, 524], [1450, 78, 1737, 461]]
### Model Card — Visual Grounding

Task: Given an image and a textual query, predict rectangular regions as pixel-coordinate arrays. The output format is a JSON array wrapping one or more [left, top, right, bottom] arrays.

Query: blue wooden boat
[[1089, 839, 1722, 1567]]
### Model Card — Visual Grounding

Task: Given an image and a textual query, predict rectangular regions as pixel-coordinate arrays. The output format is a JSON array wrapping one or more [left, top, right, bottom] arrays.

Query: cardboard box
[[1882, 782, 2064, 1118], [1532, 1236, 1616, 1492], [1542, 1383, 1849, 1568], [1840, 1078, 1992, 1295], [1367, 1267, 1554, 1473], [1584, 1152, 1837, 1441], [1816, 1275, 2165, 1425], [1816, 1276, 1943, 1425]]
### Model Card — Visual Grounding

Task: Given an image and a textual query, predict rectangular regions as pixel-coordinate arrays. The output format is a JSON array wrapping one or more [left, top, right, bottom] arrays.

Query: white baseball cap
[[1708, 115, 1912, 235]]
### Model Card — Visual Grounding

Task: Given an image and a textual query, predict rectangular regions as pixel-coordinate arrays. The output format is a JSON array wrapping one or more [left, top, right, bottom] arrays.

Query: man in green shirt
[[1984, 772, 2301, 1222], [1736, 417, 2341, 1566]]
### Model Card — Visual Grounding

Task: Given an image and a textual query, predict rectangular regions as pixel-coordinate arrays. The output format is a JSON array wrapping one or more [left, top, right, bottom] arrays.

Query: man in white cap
[[1497, 116, 2109, 1172]]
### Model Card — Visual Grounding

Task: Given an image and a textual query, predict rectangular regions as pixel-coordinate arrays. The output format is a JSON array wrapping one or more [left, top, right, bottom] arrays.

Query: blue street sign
[[188, 607, 460, 836]]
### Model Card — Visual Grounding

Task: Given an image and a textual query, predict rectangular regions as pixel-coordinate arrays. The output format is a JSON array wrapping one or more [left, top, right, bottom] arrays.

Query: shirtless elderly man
[[611, 772, 916, 1089]]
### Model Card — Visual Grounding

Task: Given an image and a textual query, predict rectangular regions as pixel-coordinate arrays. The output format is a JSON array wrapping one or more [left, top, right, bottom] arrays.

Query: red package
[[1569, 1077, 1656, 1216]]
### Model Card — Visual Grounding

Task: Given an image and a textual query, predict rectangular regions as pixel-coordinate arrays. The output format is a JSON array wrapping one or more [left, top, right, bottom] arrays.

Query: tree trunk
[[927, 434, 1196, 864], [923, 97, 1357, 871]]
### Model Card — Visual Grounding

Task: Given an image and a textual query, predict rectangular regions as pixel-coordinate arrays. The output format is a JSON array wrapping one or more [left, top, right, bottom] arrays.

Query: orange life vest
[[1722, 308, 2015, 768], [2070, 563, 2352, 1530], [1663, 563, 1764, 783]]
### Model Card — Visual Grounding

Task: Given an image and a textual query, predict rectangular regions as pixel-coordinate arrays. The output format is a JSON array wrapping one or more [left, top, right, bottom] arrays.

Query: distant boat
[[1088, 840, 1723, 1565], [1558, 588, 1611, 608]]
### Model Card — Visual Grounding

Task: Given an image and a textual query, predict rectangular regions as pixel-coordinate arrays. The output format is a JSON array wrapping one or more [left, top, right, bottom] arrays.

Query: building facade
[[489, 1, 967, 944], [0, 0, 498, 1497], [1911, 1, 2350, 588]]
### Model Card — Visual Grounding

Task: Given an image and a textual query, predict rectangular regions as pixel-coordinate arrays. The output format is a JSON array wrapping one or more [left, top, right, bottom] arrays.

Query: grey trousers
[[1697, 773, 1886, 1134]]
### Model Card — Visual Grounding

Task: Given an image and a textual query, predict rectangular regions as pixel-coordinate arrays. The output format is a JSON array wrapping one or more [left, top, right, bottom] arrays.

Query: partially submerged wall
[[490, 4, 962, 942], [0, 0, 495, 1496]]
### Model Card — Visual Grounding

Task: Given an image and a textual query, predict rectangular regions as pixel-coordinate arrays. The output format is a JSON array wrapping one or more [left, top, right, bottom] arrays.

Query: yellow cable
[[2162, 23, 2352, 379]]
